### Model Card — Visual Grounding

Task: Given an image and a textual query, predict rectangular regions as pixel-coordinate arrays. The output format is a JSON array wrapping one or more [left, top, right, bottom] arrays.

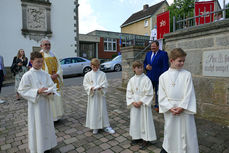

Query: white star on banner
[[160, 20, 166, 27]]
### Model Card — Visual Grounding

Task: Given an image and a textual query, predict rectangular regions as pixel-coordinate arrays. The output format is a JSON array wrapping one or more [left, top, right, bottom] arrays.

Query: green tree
[[226, 3, 229, 18], [167, 0, 195, 32]]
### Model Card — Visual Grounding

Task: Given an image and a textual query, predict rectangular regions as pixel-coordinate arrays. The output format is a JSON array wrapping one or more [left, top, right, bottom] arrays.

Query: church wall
[[0, 0, 77, 67]]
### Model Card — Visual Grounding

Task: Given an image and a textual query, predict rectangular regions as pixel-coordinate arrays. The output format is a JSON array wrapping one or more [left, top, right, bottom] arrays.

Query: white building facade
[[0, 0, 79, 66]]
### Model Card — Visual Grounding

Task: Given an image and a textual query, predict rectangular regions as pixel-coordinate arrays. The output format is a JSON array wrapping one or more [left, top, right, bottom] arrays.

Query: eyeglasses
[[44, 43, 51, 46]]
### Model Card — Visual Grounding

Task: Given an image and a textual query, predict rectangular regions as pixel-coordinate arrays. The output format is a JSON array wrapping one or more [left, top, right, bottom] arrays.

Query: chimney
[[143, 4, 149, 11]]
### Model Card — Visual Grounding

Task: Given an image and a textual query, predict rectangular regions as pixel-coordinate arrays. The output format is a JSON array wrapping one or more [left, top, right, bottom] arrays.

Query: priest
[[40, 40, 64, 121]]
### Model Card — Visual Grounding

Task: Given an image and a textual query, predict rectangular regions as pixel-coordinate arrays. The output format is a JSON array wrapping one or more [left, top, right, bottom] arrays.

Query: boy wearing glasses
[[83, 58, 115, 134]]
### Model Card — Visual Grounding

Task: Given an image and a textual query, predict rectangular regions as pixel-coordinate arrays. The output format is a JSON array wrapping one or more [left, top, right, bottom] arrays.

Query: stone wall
[[121, 46, 148, 88], [164, 19, 229, 125]]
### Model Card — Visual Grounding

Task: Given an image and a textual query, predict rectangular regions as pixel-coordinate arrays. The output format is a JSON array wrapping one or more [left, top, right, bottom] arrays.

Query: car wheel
[[83, 67, 91, 74], [114, 64, 122, 72]]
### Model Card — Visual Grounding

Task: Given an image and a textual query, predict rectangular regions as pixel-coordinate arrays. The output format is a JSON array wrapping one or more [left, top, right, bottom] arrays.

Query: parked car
[[100, 55, 122, 72], [60, 57, 91, 76]]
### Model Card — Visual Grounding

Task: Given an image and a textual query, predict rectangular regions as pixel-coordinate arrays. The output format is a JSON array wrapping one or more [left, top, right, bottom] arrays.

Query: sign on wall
[[203, 50, 229, 77], [157, 11, 170, 39], [195, 1, 214, 25], [21, 1, 52, 42]]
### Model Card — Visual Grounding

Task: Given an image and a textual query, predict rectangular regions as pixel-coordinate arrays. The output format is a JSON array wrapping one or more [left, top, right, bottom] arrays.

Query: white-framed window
[[104, 38, 117, 52], [144, 20, 148, 27]]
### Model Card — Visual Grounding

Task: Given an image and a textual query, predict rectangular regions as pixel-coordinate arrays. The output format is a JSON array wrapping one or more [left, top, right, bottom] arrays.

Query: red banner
[[157, 11, 170, 39], [195, 1, 214, 25]]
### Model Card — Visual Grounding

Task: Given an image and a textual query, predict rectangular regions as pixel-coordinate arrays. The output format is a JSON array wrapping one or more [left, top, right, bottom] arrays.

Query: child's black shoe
[[130, 139, 143, 146], [139, 141, 150, 150]]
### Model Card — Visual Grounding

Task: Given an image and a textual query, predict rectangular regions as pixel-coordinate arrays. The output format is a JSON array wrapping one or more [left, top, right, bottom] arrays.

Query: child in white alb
[[83, 58, 115, 134], [159, 48, 199, 153], [126, 61, 157, 150], [18, 51, 57, 153]]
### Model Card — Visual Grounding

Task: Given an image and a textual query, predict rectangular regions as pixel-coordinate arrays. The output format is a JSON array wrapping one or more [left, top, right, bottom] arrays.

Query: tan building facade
[[121, 1, 169, 36]]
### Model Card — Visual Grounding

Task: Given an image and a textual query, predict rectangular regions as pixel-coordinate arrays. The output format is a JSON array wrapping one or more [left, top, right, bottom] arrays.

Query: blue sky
[[78, 0, 226, 34]]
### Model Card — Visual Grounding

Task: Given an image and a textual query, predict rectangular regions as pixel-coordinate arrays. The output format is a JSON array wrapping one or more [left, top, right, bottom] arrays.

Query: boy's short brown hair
[[169, 48, 187, 60], [91, 58, 100, 66], [132, 61, 143, 69], [30, 51, 43, 60]]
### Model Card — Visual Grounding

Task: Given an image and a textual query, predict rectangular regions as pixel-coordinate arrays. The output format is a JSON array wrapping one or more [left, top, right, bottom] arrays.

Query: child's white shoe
[[93, 129, 98, 134], [104, 127, 115, 134]]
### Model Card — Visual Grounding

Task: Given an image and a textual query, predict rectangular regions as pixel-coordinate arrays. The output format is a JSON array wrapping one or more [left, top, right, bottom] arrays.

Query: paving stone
[[67, 151, 77, 153], [86, 146, 103, 153], [94, 140, 103, 146], [108, 140, 119, 146], [76, 146, 85, 153], [129, 145, 139, 152], [111, 145, 124, 153], [59, 144, 75, 153], [100, 137, 109, 142], [63, 135, 71, 139], [64, 137, 77, 144], [65, 128, 77, 134], [115, 136, 127, 143], [120, 149, 133, 153], [57, 137, 64, 143], [85, 131, 93, 137], [101, 149, 114, 153], [82, 142, 96, 149], [100, 143, 111, 150], [121, 140, 131, 149]]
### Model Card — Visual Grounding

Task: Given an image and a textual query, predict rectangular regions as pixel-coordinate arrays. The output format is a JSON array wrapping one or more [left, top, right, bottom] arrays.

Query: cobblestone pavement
[[0, 78, 229, 153]]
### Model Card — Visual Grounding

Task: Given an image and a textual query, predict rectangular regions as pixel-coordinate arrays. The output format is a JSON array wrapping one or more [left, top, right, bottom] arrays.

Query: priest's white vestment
[[159, 68, 199, 153], [41, 50, 64, 121], [18, 68, 57, 153], [83, 70, 110, 129], [126, 73, 157, 141]]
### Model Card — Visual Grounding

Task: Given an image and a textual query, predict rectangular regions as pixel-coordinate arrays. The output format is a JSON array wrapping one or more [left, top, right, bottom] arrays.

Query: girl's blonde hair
[[169, 48, 187, 60], [17, 49, 25, 59], [91, 58, 100, 66]]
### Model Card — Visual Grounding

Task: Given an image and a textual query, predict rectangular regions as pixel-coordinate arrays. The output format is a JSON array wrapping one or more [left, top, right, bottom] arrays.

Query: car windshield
[[112, 55, 121, 61]]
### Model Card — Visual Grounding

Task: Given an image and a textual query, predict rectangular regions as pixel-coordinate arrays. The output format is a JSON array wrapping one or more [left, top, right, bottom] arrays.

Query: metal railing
[[173, 7, 229, 32], [121, 35, 150, 47], [133, 43, 151, 60]]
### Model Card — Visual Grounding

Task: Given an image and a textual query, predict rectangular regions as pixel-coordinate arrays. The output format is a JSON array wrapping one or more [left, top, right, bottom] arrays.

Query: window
[[112, 55, 121, 61], [76, 58, 85, 62], [104, 38, 117, 52], [72, 58, 78, 63], [60, 60, 65, 65], [61, 58, 71, 64], [144, 20, 148, 27]]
